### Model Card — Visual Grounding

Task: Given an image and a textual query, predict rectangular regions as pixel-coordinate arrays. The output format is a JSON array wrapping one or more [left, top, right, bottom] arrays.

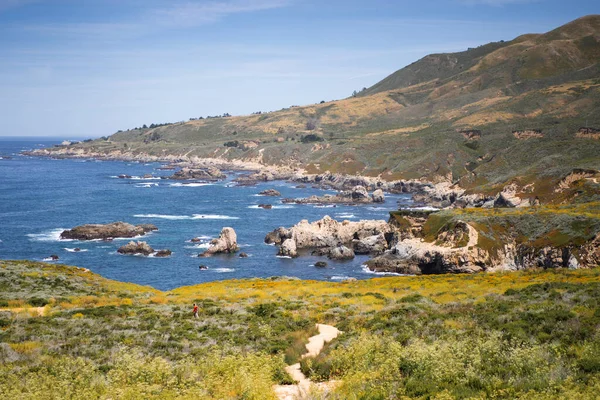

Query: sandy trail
[[274, 324, 341, 400]]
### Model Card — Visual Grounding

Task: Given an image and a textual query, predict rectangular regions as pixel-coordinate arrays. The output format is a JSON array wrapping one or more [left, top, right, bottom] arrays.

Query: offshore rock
[[267, 216, 390, 256], [117, 241, 154, 256], [167, 167, 225, 181], [278, 239, 298, 258], [61, 222, 157, 241], [259, 189, 281, 197], [283, 185, 382, 205], [199, 227, 239, 257]]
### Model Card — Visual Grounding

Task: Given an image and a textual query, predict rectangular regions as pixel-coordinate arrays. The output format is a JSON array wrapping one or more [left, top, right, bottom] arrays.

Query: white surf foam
[[131, 176, 161, 180], [134, 214, 190, 220], [135, 183, 158, 188], [360, 264, 407, 276], [313, 205, 335, 208], [192, 214, 238, 220], [64, 248, 88, 253], [335, 213, 356, 219], [27, 228, 72, 242], [330, 275, 354, 281], [169, 182, 213, 187], [276, 255, 292, 259], [247, 205, 294, 209], [214, 268, 235, 273], [42, 257, 58, 262]]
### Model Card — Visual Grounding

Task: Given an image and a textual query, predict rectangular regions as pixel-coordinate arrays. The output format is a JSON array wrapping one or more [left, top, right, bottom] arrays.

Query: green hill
[[2, 260, 600, 399], [41, 15, 600, 200]]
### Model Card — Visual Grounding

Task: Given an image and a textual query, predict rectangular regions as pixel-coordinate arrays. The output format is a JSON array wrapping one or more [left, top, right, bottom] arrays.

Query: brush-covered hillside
[[43, 15, 600, 197], [2, 260, 600, 399]]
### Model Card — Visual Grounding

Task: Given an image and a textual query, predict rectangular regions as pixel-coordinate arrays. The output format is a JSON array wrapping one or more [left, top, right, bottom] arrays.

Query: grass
[[2, 260, 600, 398]]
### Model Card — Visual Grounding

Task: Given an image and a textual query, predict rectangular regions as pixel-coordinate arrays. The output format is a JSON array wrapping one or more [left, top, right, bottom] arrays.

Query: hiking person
[[193, 303, 199, 318]]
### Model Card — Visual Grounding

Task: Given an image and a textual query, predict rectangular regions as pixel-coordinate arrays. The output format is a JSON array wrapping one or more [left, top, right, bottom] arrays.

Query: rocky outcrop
[[155, 249, 172, 258], [367, 214, 600, 275], [279, 239, 298, 258], [60, 222, 157, 241], [372, 189, 385, 203], [352, 234, 388, 255], [259, 189, 281, 197], [513, 129, 544, 139], [575, 127, 600, 140], [556, 169, 599, 191], [267, 216, 390, 258], [117, 241, 154, 256], [328, 245, 355, 260], [283, 186, 383, 205], [199, 227, 239, 257], [167, 167, 225, 181]]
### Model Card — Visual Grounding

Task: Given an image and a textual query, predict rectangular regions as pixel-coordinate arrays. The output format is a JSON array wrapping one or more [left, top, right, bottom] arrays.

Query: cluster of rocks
[[118, 174, 154, 179], [283, 186, 384, 205], [60, 222, 157, 241], [166, 167, 225, 181], [266, 216, 391, 260], [259, 189, 281, 197], [117, 241, 172, 257], [199, 227, 240, 257]]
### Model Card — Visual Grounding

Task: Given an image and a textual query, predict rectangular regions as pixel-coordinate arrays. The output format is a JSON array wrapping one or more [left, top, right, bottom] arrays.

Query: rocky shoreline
[[23, 147, 466, 208]]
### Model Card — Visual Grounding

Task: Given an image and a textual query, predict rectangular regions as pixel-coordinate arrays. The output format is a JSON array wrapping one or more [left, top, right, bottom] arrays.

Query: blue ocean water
[[0, 138, 414, 290]]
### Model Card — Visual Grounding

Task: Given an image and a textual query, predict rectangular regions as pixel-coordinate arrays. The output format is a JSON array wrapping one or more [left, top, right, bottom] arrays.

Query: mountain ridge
[[38, 15, 600, 203]]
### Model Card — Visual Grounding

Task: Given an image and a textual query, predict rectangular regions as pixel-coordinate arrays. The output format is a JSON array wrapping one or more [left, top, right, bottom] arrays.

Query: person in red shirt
[[193, 303, 199, 318]]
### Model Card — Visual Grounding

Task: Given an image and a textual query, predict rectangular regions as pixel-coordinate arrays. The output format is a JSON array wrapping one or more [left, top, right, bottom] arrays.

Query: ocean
[[0, 137, 414, 290]]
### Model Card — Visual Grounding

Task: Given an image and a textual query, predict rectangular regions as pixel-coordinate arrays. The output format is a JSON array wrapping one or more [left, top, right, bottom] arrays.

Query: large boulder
[[372, 189, 385, 203], [61, 222, 157, 241], [352, 234, 388, 255], [350, 185, 369, 201], [259, 189, 281, 197], [118, 241, 154, 256], [328, 245, 355, 260], [278, 239, 298, 258], [265, 227, 292, 245], [200, 227, 239, 257]]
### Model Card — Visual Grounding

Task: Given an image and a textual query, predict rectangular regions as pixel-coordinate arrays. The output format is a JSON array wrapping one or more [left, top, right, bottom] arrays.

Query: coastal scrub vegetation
[[2, 260, 600, 398]]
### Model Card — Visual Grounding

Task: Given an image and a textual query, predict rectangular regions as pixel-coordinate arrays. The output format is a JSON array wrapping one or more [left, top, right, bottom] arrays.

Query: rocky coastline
[[23, 146, 461, 207]]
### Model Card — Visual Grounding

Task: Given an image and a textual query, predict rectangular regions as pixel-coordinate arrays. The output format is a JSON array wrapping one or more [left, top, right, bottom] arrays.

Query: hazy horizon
[[1, 0, 598, 138]]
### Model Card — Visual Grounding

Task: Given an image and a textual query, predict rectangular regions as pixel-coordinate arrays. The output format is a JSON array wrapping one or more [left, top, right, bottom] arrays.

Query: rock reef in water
[[266, 215, 391, 259], [166, 167, 225, 181], [259, 189, 281, 197], [117, 241, 154, 256], [283, 185, 385, 205], [199, 227, 239, 257], [60, 222, 157, 241]]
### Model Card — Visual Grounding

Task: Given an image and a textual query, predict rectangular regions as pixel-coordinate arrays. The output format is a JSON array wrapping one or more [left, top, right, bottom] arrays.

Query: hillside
[[2, 260, 600, 398], [39, 15, 600, 200]]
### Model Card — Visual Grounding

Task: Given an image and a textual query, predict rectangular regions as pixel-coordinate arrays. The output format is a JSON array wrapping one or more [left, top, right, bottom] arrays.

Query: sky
[[0, 0, 598, 138]]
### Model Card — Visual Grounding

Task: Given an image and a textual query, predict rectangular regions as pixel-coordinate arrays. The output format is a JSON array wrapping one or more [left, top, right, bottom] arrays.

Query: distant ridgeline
[[43, 15, 599, 201]]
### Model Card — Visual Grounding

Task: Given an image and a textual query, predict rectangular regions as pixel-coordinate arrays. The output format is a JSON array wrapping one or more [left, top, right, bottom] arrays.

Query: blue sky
[[0, 0, 598, 138]]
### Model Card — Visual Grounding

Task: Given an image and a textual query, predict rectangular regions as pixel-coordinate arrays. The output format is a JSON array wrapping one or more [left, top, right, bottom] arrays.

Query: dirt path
[[274, 324, 341, 400]]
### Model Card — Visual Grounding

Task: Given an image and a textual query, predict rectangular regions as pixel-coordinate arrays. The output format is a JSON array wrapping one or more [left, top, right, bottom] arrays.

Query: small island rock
[[279, 239, 298, 258], [199, 227, 239, 257], [117, 241, 154, 256], [61, 222, 157, 241], [259, 189, 281, 197]]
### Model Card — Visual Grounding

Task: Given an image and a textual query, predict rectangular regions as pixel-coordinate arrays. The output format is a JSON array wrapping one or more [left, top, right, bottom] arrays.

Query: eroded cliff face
[[366, 210, 600, 275]]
